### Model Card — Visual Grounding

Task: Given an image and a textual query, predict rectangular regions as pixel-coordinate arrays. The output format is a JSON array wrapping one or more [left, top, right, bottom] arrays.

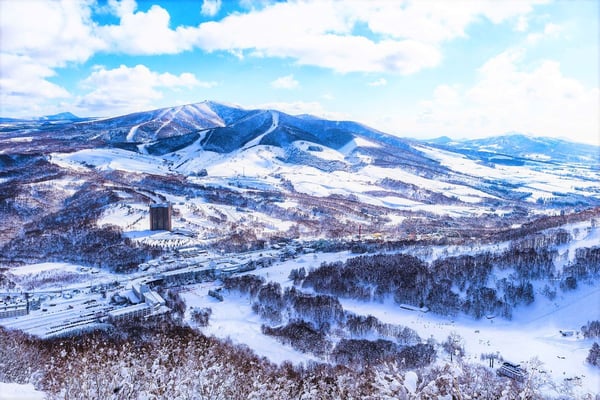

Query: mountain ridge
[[424, 133, 599, 167], [3, 100, 598, 157], [1, 100, 598, 226]]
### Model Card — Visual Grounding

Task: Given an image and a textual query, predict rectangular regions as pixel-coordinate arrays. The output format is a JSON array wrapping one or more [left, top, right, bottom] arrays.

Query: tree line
[[302, 230, 599, 319]]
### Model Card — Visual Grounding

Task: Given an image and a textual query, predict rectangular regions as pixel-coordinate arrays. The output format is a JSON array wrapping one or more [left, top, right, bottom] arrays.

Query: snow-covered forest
[[0, 314, 580, 399]]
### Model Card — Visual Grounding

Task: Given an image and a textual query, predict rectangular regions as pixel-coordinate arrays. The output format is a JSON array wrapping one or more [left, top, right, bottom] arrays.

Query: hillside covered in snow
[[1, 101, 598, 259], [1, 101, 599, 398]]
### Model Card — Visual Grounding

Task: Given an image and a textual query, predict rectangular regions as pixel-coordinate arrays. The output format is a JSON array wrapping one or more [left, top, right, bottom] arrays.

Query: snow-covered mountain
[[1, 100, 599, 254], [427, 133, 599, 166], [38, 112, 81, 121], [89, 102, 227, 143]]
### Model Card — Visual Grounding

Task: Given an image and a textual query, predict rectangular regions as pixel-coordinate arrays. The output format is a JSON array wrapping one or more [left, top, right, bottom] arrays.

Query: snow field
[[180, 252, 354, 363], [47, 136, 596, 224], [0, 382, 46, 400], [340, 285, 600, 397], [416, 144, 600, 203], [182, 284, 318, 365], [97, 191, 295, 246], [181, 241, 599, 397]]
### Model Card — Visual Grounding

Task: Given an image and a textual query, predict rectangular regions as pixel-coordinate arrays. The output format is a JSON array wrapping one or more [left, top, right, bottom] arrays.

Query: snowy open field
[[3, 220, 598, 397], [0, 382, 45, 400], [341, 286, 600, 396], [415, 144, 600, 203], [48, 132, 600, 231], [180, 240, 600, 397], [181, 251, 352, 364], [4, 126, 600, 397], [4, 262, 122, 291]]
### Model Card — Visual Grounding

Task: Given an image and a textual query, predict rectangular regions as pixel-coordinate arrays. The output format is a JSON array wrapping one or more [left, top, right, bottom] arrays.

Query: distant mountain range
[[0, 112, 84, 123], [427, 134, 599, 166], [2, 102, 597, 164], [1, 100, 599, 250]]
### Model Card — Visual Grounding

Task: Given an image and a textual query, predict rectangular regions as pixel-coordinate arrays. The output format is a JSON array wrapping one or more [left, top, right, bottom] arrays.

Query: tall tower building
[[149, 203, 172, 231]]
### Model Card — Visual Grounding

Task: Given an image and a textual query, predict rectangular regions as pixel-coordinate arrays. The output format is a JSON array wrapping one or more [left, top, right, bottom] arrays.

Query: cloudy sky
[[0, 0, 598, 144]]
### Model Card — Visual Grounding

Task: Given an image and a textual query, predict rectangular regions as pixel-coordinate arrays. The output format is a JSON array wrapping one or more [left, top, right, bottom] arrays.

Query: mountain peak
[[40, 112, 80, 121]]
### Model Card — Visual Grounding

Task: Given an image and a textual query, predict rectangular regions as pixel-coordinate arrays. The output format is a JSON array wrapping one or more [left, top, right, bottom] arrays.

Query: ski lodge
[[497, 362, 527, 382], [107, 283, 167, 322]]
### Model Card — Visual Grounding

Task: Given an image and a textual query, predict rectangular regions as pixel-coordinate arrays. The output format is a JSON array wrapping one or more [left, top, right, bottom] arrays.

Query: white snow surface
[[242, 110, 279, 149], [340, 284, 600, 396], [182, 240, 600, 396], [181, 252, 354, 363], [126, 124, 140, 142], [1, 224, 598, 395], [0, 382, 46, 400], [416, 144, 599, 203], [48, 137, 599, 225], [8, 262, 81, 276], [183, 285, 319, 364], [4, 261, 123, 293], [51, 148, 170, 175], [404, 371, 418, 394]]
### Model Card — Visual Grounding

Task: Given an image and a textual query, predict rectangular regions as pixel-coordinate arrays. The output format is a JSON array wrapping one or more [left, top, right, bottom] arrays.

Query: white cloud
[[0, 54, 70, 99], [76, 64, 209, 115], [0, 0, 551, 112], [252, 101, 349, 121], [271, 75, 299, 89], [527, 22, 563, 44], [0, 54, 71, 117], [368, 78, 387, 87], [543, 22, 562, 36], [238, 0, 273, 10], [0, 0, 103, 115], [0, 0, 562, 117], [0, 0, 104, 66], [191, 0, 545, 74], [192, 1, 439, 74], [378, 49, 599, 145], [341, 0, 547, 43], [97, 1, 197, 54], [197, 18, 441, 73], [515, 15, 529, 32], [201, 0, 222, 17]]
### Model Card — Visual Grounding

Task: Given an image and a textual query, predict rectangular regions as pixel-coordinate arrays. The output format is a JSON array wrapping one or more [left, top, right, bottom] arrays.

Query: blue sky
[[0, 0, 598, 144]]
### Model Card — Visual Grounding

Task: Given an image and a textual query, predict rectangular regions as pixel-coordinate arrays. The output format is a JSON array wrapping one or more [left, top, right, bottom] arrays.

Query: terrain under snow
[[175, 220, 600, 397], [1, 101, 599, 398]]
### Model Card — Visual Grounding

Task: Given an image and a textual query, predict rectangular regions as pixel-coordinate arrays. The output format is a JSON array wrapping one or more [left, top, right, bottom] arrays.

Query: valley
[[0, 101, 599, 398]]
